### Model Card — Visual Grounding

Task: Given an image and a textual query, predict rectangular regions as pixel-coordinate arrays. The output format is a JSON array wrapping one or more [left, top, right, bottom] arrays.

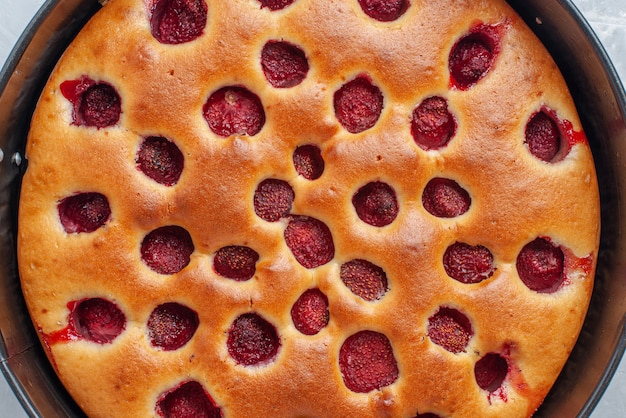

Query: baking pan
[[0, 0, 625, 416]]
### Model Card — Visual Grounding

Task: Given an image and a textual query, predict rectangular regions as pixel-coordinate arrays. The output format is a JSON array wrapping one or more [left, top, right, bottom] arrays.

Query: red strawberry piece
[[339, 330, 399, 393]]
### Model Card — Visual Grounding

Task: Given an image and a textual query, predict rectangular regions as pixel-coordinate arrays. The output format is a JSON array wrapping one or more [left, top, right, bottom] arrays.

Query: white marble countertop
[[1, 0, 625, 416]]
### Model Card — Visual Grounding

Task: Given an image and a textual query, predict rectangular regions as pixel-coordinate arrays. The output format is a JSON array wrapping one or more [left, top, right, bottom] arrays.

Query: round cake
[[17, 0, 601, 417]]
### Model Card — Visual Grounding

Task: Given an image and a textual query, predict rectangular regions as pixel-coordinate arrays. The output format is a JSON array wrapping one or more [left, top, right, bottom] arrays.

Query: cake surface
[[17, 0, 600, 417]]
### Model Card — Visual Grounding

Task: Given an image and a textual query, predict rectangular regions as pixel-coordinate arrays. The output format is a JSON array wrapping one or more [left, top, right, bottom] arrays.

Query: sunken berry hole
[[213, 245, 259, 281], [136, 136, 184, 186], [293, 144, 324, 180], [258, 0, 295, 11], [203, 86, 265, 137], [525, 110, 564, 162], [71, 298, 126, 344], [147, 302, 199, 351], [443, 242, 495, 284], [60, 76, 121, 128], [357, 0, 410, 22], [261, 40, 309, 88], [427, 307, 473, 353], [334, 75, 384, 134], [141, 225, 195, 275], [150, 0, 208, 45], [352, 181, 399, 227], [227, 313, 280, 366], [422, 177, 471, 218], [340, 259, 388, 301], [58, 192, 111, 234], [516, 237, 565, 293], [156, 381, 222, 418], [60, 77, 121, 128], [474, 353, 509, 392], [339, 330, 399, 393], [449, 24, 502, 90], [284, 216, 335, 269], [253, 179, 295, 222], [414, 414, 441, 418], [411, 96, 457, 150], [291, 288, 330, 335]]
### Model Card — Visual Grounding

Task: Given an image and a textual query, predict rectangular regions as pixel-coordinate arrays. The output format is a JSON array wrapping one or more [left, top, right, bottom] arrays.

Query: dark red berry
[[340, 259, 388, 301], [293, 144, 324, 180], [352, 181, 398, 227], [150, 0, 208, 45], [71, 298, 126, 344], [60, 76, 121, 128], [291, 288, 330, 335], [414, 414, 441, 418], [258, 0, 295, 10], [422, 177, 471, 218], [253, 179, 295, 222], [334, 75, 384, 133], [411, 96, 456, 150], [449, 24, 503, 90], [525, 111, 561, 162], [213, 246, 259, 281], [136, 136, 184, 186], [339, 330, 399, 393], [474, 353, 508, 392], [203, 86, 265, 137], [58, 192, 111, 234], [357, 0, 409, 22], [516, 237, 564, 293], [141, 226, 195, 275], [147, 303, 199, 351], [427, 307, 473, 353], [284, 216, 335, 269], [443, 242, 495, 284], [156, 381, 222, 418], [227, 313, 280, 366], [261, 41, 309, 88]]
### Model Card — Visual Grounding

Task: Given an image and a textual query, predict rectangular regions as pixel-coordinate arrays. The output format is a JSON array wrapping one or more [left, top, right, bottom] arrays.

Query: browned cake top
[[18, 0, 600, 417]]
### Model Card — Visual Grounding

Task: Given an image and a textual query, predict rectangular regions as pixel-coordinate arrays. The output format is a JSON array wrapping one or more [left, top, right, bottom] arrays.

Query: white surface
[[0, 0, 625, 417]]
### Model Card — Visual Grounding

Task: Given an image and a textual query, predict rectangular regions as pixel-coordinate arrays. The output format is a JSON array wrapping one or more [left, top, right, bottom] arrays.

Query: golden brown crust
[[18, 0, 600, 417]]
